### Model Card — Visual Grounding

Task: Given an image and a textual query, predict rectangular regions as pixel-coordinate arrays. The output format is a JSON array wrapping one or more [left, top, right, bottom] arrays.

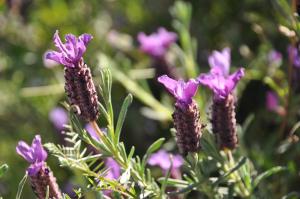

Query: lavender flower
[[46, 30, 92, 68], [46, 30, 99, 122], [16, 135, 62, 198], [158, 75, 202, 154], [85, 123, 100, 141], [148, 150, 183, 179], [49, 107, 68, 131], [198, 48, 244, 150], [288, 45, 300, 68], [208, 47, 231, 75], [138, 27, 177, 58], [198, 48, 244, 101], [266, 91, 279, 112], [105, 158, 121, 180], [16, 135, 47, 176], [158, 75, 198, 105]]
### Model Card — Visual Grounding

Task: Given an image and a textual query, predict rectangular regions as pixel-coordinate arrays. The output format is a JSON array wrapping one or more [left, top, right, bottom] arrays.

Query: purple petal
[[266, 91, 279, 111], [16, 141, 34, 163], [85, 124, 100, 141], [31, 135, 47, 162], [158, 75, 198, 103], [49, 107, 68, 130], [138, 28, 177, 57], [148, 150, 183, 172], [53, 30, 68, 54], [158, 75, 178, 97], [208, 47, 231, 76], [105, 158, 120, 180], [79, 33, 93, 45], [45, 51, 63, 64], [27, 162, 44, 176], [198, 68, 244, 99]]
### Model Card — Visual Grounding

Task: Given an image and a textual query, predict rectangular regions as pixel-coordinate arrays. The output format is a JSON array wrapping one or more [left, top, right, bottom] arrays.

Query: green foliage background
[[0, 0, 299, 198]]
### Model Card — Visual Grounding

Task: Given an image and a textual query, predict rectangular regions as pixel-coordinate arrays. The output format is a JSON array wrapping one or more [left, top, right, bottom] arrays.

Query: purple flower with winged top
[[198, 48, 244, 100], [16, 135, 47, 176], [148, 150, 183, 179], [46, 30, 93, 68], [138, 28, 177, 58], [158, 75, 198, 105]]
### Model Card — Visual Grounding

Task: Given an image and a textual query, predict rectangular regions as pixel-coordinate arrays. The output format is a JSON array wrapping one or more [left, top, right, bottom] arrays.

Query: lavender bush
[[0, 0, 300, 198]]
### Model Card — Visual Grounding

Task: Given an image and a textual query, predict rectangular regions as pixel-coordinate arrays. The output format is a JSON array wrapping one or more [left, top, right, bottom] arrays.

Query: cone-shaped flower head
[[157, 75, 198, 105], [148, 150, 183, 178], [16, 136, 62, 198], [198, 48, 244, 100], [46, 30, 99, 122], [46, 30, 92, 68], [16, 135, 47, 176], [288, 45, 300, 68], [138, 28, 177, 58], [158, 75, 202, 154]]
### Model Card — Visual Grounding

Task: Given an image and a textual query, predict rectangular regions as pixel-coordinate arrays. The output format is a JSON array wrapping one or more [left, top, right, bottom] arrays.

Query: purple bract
[[46, 30, 93, 68], [16, 135, 47, 176], [208, 47, 231, 76], [158, 75, 198, 104], [105, 158, 121, 180], [85, 124, 99, 141], [198, 48, 244, 100], [49, 107, 68, 131], [148, 150, 183, 178], [138, 27, 177, 58]]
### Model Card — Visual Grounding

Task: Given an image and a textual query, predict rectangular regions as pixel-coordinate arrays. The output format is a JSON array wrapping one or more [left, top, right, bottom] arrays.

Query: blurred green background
[[0, 0, 299, 198]]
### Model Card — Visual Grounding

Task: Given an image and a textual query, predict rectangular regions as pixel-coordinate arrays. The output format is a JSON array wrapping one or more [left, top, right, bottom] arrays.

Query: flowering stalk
[[198, 48, 244, 150], [158, 75, 202, 155], [16, 135, 62, 199], [46, 31, 99, 123]]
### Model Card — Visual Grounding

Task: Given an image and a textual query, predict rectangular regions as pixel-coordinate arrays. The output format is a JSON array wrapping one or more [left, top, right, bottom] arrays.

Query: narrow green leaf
[[157, 178, 189, 188], [115, 94, 133, 144], [142, 138, 165, 169], [16, 173, 28, 199], [213, 157, 247, 186], [252, 166, 287, 190], [0, 164, 8, 178]]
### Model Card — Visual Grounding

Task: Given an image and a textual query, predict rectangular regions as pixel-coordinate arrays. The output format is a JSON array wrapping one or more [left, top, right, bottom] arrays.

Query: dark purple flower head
[[148, 150, 183, 178], [16, 135, 47, 176], [288, 45, 300, 68], [138, 27, 177, 58], [158, 75, 198, 104], [105, 158, 121, 180], [208, 47, 231, 76], [46, 30, 93, 68], [49, 107, 68, 131], [198, 48, 244, 100]]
